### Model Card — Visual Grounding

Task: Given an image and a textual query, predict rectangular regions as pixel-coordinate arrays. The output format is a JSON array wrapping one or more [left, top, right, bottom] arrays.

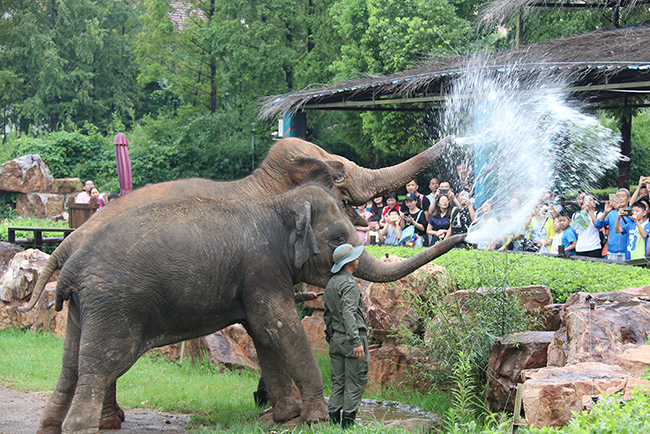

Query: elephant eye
[[333, 234, 347, 244], [334, 173, 345, 183]]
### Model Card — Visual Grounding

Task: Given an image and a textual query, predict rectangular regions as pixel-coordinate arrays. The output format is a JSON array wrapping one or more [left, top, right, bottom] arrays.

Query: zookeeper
[[324, 243, 369, 428]]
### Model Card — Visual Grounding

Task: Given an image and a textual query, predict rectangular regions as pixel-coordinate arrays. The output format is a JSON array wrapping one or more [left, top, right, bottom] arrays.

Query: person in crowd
[[595, 188, 631, 261], [107, 193, 120, 203], [425, 177, 440, 204], [380, 192, 400, 226], [615, 199, 650, 260], [354, 205, 371, 244], [573, 193, 603, 258], [560, 215, 578, 256], [474, 200, 499, 250], [366, 215, 381, 245], [401, 192, 429, 247], [571, 192, 585, 221], [630, 175, 650, 204], [522, 202, 555, 253], [547, 215, 566, 255], [448, 190, 476, 238], [427, 181, 458, 215], [75, 180, 95, 203], [427, 194, 451, 246], [400, 180, 431, 220], [541, 188, 562, 219], [324, 244, 368, 428], [369, 196, 385, 218], [379, 208, 402, 245], [455, 162, 472, 192], [89, 187, 105, 208]]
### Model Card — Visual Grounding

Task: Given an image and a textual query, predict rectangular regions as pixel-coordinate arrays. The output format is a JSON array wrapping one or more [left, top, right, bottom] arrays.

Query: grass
[[0, 328, 444, 433], [0, 216, 69, 254]]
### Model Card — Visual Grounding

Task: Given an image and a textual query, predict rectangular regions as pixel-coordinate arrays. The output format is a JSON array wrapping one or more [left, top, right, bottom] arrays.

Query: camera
[[439, 189, 449, 195]]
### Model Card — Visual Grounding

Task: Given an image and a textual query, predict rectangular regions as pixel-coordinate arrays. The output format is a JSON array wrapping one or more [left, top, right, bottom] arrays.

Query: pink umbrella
[[114, 133, 132, 196]]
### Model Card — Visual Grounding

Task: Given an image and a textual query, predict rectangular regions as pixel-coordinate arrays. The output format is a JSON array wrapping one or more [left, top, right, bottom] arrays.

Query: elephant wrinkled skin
[[36, 184, 463, 434], [23, 136, 453, 312]]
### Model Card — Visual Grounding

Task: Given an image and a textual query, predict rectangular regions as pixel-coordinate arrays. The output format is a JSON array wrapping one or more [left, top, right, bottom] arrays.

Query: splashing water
[[437, 57, 624, 247]]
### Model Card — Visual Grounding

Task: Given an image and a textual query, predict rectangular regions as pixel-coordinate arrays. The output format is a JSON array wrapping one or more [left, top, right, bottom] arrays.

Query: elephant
[[36, 184, 464, 434], [23, 136, 453, 312]]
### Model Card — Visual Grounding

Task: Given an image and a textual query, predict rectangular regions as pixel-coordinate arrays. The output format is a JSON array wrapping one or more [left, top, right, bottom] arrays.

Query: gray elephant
[[37, 184, 463, 434], [23, 136, 452, 312]]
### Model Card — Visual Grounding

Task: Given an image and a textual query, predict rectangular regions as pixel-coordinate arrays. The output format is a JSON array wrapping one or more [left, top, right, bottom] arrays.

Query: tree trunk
[[617, 109, 632, 189]]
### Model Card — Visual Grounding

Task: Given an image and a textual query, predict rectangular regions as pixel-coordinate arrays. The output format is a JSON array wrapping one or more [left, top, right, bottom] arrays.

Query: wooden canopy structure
[[260, 24, 650, 186]]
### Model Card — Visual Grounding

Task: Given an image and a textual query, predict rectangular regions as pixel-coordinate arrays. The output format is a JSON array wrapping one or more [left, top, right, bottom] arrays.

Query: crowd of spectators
[[355, 174, 650, 262]]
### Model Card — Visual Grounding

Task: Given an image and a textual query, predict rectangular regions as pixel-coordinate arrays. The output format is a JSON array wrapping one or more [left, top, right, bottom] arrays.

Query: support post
[[282, 111, 306, 139], [617, 109, 632, 189]]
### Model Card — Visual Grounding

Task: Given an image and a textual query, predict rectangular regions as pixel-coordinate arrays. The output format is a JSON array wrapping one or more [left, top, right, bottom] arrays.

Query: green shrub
[[366, 246, 650, 303]]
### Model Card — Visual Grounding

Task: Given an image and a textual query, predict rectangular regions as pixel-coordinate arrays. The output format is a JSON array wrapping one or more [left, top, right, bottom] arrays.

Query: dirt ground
[[0, 385, 192, 434]]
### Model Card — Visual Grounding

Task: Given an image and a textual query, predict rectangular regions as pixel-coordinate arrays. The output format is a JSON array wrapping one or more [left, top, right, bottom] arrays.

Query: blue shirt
[[561, 227, 578, 256], [620, 220, 650, 260], [594, 210, 630, 255]]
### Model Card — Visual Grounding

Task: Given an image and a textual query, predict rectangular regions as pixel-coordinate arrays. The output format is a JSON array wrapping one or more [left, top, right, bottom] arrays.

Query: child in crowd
[[402, 192, 428, 247], [366, 215, 381, 245], [560, 215, 578, 256], [547, 215, 565, 255], [615, 200, 650, 260], [89, 187, 105, 208], [379, 209, 402, 246]]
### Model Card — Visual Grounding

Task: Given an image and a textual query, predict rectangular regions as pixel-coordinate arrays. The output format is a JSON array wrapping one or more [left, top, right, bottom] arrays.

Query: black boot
[[341, 411, 356, 428], [329, 410, 341, 425]]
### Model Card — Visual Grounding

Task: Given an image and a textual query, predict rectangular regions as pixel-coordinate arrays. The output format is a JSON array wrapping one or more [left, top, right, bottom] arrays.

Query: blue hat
[[331, 244, 364, 273]]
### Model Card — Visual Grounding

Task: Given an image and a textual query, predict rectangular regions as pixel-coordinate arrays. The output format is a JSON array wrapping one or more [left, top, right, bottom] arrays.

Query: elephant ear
[[290, 156, 336, 189], [294, 200, 320, 269]]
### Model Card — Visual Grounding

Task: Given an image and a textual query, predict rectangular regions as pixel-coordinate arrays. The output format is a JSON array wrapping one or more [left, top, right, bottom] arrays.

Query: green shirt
[[324, 271, 367, 347]]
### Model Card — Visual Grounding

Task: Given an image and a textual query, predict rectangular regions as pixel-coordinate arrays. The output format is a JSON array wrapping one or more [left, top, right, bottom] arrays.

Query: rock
[[203, 324, 259, 371], [615, 345, 650, 377], [301, 313, 328, 353], [364, 257, 455, 344], [486, 331, 555, 412], [0, 154, 53, 193], [0, 249, 50, 303], [16, 193, 66, 218], [547, 290, 650, 367], [0, 242, 24, 281], [367, 345, 418, 393], [521, 362, 634, 428], [623, 377, 650, 399], [539, 303, 564, 332], [446, 285, 553, 320], [51, 178, 83, 194]]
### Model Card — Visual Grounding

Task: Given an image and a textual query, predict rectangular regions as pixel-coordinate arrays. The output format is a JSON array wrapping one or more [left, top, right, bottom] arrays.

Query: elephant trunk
[[354, 234, 465, 282], [349, 136, 453, 205]]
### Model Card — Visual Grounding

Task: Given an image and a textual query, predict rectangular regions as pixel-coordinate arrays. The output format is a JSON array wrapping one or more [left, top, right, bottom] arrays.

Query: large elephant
[[37, 184, 464, 434], [23, 136, 452, 312]]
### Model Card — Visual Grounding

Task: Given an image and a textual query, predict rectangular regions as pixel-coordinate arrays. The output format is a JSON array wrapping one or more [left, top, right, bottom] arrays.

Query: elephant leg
[[246, 299, 328, 423], [37, 302, 81, 434], [252, 338, 302, 422], [62, 325, 142, 433], [98, 382, 122, 430]]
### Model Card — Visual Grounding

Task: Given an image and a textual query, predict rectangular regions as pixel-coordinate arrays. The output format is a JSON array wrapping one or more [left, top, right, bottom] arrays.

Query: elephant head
[[290, 185, 465, 287], [265, 137, 453, 207]]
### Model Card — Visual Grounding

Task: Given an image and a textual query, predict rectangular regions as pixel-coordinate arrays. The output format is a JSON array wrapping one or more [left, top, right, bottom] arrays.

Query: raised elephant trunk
[[349, 136, 453, 205], [354, 234, 465, 282]]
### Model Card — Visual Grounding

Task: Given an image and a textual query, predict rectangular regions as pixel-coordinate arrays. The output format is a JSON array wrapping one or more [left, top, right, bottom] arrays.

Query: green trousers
[[328, 332, 369, 413]]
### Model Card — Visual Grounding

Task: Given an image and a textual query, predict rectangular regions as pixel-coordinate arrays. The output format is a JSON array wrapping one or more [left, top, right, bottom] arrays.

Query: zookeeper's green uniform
[[324, 270, 369, 414]]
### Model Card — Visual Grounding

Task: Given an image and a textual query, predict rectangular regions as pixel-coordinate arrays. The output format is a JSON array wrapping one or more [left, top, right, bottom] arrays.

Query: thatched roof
[[259, 23, 650, 119], [482, 0, 650, 26]]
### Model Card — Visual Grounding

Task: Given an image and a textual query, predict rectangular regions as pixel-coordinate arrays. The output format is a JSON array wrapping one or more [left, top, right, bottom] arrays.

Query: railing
[[7, 227, 75, 250]]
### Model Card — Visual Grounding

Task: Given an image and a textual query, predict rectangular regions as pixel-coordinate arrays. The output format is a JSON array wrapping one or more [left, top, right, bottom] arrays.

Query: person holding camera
[[595, 188, 631, 261], [574, 193, 603, 258], [427, 194, 452, 246], [615, 199, 650, 260], [400, 180, 431, 220], [379, 209, 402, 245], [402, 192, 428, 247]]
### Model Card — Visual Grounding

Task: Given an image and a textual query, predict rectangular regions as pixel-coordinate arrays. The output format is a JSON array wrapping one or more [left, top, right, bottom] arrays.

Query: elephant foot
[[115, 402, 125, 422], [299, 398, 328, 423], [36, 426, 62, 434], [98, 413, 122, 430], [271, 397, 302, 423]]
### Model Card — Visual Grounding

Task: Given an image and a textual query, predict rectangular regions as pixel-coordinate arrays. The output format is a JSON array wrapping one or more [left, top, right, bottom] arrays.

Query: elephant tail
[[16, 239, 73, 313]]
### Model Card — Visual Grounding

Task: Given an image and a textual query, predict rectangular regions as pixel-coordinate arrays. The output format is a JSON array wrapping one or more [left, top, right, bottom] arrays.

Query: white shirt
[[550, 231, 564, 255], [75, 192, 91, 203], [576, 217, 601, 252]]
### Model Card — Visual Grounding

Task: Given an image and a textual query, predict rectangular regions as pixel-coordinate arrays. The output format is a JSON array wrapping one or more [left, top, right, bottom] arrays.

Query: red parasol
[[114, 133, 132, 196]]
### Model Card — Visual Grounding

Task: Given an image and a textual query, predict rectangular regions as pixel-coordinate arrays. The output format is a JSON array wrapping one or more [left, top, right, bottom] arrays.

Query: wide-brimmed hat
[[331, 244, 364, 273]]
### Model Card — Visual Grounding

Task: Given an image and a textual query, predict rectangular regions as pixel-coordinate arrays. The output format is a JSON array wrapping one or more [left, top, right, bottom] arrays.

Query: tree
[[0, 0, 143, 133]]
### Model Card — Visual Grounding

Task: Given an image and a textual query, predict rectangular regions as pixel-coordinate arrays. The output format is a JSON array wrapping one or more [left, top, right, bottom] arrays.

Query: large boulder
[[615, 344, 650, 377], [547, 289, 650, 367], [364, 256, 456, 344], [0, 242, 24, 281], [367, 344, 419, 393], [16, 193, 66, 218], [0, 154, 53, 193], [486, 331, 554, 412], [521, 362, 647, 428], [51, 178, 83, 194], [0, 282, 67, 336], [301, 313, 328, 353], [0, 249, 51, 303]]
